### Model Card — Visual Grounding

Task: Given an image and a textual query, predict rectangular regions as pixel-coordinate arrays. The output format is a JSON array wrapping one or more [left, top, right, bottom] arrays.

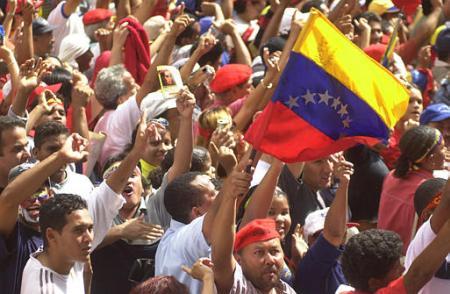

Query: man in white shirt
[[21, 195, 93, 294], [405, 176, 450, 293]]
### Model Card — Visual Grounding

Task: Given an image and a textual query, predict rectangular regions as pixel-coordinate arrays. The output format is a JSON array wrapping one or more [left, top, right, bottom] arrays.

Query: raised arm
[[322, 156, 354, 247], [109, 23, 129, 67], [106, 111, 153, 193], [136, 14, 193, 106], [71, 76, 93, 139], [12, 58, 50, 118], [258, 0, 289, 50], [166, 89, 195, 183], [239, 159, 283, 228], [234, 49, 280, 131], [211, 159, 252, 293], [179, 34, 216, 83], [0, 46, 19, 112], [0, 133, 88, 237], [15, 2, 34, 65], [63, 0, 81, 16], [133, 0, 157, 24], [216, 19, 252, 66], [3, 0, 17, 41]]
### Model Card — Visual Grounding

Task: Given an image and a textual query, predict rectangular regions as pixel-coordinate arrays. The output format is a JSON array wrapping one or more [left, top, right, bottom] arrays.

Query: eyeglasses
[[150, 118, 169, 128], [26, 190, 51, 203]]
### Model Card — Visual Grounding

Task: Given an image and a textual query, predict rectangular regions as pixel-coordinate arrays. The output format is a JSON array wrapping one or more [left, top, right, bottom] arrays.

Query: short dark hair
[[41, 66, 73, 109], [164, 172, 207, 224], [414, 178, 446, 216], [341, 229, 403, 292], [359, 12, 382, 24], [0, 116, 26, 155], [39, 194, 88, 248], [34, 121, 69, 149], [130, 276, 189, 294]]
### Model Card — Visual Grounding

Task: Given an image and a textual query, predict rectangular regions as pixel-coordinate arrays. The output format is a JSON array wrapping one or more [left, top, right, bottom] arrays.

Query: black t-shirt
[[91, 239, 159, 294], [278, 166, 330, 257], [345, 145, 388, 222], [0, 222, 42, 294]]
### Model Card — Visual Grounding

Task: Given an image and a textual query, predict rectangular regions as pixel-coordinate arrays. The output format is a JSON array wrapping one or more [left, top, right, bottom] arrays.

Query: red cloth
[[83, 8, 113, 25], [378, 169, 433, 253], [27, 83, 62, 110], [392, 0, 420, 18], [380, 127, 402, 170], [343, 276, 407, 294], [210, 64, 252, 94], [245, 101, 381, 163], [119, 17, 151, 86], [416, 68, 434, 108], [234, 218, 280, 252]]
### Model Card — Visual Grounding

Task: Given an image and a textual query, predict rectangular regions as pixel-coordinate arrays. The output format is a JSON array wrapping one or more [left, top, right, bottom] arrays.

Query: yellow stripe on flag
[[292, 9, 409, 129]]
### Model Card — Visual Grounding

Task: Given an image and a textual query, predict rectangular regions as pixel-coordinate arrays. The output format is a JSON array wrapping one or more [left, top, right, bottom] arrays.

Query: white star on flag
[[342, 117, 352, 128], [331, 97, 341, 110], [337, 104, 348, 117], [301, 90, 316, 105], [318, 90, 333, 105], [286, 96, 300, 109]]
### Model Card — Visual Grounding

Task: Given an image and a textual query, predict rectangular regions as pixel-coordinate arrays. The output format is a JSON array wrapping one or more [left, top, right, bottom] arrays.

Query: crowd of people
[[0, 0, 449, 293]]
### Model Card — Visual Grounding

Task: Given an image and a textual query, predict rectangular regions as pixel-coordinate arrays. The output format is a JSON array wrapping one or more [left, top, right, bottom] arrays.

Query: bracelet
[[260, 79, 273, 89]]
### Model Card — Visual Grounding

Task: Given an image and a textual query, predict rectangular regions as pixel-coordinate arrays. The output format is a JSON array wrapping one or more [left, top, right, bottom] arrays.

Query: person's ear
[[45, 227, 58, 246], [32, 147, 38, 158]]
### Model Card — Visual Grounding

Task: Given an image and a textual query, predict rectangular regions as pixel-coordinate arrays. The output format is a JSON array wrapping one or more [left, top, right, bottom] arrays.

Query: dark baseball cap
[[32, 18, 56, 36], [434, 27, 450, 55]]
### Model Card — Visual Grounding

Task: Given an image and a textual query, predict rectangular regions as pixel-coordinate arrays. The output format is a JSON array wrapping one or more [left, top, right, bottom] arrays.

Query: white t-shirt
[[52, 169, 94, 200], [20, 181, 125, 293], [405, 219, 450, 294], [94, 96, 141, 168], [47, 1, 86, 56], [155, 215, 210, 294], [21, 252, 85, 294]]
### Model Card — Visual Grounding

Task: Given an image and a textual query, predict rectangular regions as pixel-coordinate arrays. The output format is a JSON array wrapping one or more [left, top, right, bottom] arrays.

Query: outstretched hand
[[58, 133, 89, 163]]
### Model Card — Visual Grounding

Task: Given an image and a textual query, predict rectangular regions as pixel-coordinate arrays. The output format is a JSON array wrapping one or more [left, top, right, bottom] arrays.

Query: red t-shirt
[[343, 276, 407, 294]]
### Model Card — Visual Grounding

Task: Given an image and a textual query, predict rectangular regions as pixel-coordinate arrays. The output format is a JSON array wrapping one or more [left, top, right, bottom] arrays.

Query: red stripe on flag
[[245, 102, 381, 162]]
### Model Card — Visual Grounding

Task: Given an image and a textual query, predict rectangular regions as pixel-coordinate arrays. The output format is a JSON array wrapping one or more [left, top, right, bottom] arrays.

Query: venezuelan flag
[[245, 9, 409, 163]]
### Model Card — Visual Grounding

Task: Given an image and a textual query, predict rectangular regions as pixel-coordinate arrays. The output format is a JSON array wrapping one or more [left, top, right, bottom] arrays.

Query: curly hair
[[394, 126, 441, 178], [129, 275, 189, 294], [341, 229, 403, 292]]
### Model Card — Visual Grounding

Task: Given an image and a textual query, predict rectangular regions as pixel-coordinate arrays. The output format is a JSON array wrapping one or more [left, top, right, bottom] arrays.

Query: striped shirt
[[20, 251, 85, 294]]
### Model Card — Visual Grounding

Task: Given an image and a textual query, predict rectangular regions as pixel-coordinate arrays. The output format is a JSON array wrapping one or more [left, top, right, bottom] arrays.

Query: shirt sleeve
[[294, 234, 343, 292], [85, 181, 125, 249]]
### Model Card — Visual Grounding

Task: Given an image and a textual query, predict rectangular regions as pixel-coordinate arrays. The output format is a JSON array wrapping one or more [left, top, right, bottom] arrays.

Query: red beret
[[364, 43, 388, 64], [83, 9, 113, 25], [210, 64, 252, 94], [234, 218, 280, 252]]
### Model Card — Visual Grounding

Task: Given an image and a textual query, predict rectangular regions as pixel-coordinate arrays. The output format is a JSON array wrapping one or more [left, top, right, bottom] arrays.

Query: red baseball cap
[[82, 9, 113, 25], [210, 64, 252, 94], [234, 218, 280, 252], [27, 83, 63, 110]]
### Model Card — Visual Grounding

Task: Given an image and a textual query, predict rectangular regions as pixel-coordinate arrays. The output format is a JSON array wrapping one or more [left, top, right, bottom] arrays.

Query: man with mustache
[[211, 162, 296, 293]]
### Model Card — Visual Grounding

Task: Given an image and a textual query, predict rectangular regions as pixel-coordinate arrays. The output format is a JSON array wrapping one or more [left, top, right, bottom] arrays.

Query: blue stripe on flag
[[273, 52, 390, 141]]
